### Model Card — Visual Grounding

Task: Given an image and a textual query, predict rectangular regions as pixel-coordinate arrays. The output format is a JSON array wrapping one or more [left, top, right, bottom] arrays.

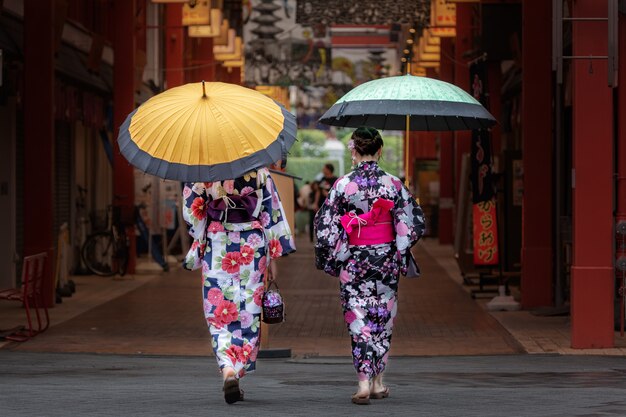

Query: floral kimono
[[314, 161, 425, 381], [182, 168, 295, 378]]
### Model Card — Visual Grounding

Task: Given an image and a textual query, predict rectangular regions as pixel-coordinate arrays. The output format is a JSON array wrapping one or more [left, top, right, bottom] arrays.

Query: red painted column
[[571, 0, 614, 348], [24, 0, 55, 307], [187, 38, 215, 83], [521, 0, 553, 308], [113, 0, 137, 273], [439, 37, 455, 244], [618, 0, 626, 326], [453, 4, 473, 195], [166, 4, 184, 88], [228, 67, 242, 84]]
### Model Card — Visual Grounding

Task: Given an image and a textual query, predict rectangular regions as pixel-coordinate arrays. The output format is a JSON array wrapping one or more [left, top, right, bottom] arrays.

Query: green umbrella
[[319, 73, 496, 184], [319, 74, 496, 131]]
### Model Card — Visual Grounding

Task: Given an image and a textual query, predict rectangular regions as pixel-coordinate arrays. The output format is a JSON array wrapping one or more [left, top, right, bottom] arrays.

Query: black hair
[[351, 126, 384, 156], [324, 163, 335, 174]]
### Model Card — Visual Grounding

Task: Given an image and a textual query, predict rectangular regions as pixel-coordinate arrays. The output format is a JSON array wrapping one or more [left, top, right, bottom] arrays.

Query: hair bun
[[351, 126, 383, 156]]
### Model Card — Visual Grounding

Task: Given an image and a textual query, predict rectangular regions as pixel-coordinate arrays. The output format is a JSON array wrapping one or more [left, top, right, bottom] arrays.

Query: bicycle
[[81, 204, 131, 277]]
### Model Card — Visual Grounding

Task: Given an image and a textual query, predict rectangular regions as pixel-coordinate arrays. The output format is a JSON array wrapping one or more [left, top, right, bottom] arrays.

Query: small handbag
[[261, 268, 285, 324]]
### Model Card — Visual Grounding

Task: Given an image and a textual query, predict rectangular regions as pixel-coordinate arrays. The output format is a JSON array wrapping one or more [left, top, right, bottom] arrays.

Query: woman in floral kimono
[[314, 127, 425, 405], [182, 167, 295, 404]]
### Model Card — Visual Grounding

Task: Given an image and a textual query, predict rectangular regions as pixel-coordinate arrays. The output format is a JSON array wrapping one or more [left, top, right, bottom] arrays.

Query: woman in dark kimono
[[314, 127, 425, 405]]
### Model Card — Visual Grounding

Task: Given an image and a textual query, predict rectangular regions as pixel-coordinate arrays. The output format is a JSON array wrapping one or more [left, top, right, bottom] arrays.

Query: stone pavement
[[2, 351, 626, 417], [4, 238, 522, 356], [3, 237, 626, 356]]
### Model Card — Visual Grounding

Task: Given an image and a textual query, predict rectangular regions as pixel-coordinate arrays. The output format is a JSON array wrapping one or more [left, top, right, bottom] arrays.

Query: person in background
[[318, 163, 338, 207], [298, 181, 312, 211], [314, 127, 425, 405], [135, 203, 169, 272], [308, 181, 321, 242]]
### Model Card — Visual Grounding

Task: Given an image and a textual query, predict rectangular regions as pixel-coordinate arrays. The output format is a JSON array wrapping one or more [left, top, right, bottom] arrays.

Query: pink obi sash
[[340, 198, 394, 246]]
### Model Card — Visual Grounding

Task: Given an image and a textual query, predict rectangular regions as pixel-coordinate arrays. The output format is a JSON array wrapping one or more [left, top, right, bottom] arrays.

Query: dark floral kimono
[[314, 161, 425, 380]]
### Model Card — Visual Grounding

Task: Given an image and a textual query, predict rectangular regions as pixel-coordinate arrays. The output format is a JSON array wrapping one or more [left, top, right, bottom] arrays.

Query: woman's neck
[[354, 155, 378, 164]]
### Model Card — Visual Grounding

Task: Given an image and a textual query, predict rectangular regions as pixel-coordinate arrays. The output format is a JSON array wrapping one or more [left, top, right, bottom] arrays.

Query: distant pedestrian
[[308, 181, 321, 242], [297, 181, 312, 211], [314, 127, 425, 405], [318, 163, 338, 207], [182, 168, 295, 404]]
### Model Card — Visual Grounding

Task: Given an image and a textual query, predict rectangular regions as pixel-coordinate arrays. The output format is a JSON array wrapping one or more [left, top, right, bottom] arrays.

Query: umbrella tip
[[201, 80, 207, 98]]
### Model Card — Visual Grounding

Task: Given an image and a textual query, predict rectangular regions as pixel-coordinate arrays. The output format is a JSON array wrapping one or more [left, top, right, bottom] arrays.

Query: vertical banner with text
[[470, 60, 499, 265]]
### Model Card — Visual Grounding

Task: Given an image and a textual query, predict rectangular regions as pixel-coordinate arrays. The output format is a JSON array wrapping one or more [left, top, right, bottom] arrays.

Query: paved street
[[6, 238, 521, 357], [2, 351, 626, 417]]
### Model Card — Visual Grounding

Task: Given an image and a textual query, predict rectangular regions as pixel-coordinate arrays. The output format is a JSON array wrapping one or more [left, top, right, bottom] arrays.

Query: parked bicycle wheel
[[82, 232, 116, 276]]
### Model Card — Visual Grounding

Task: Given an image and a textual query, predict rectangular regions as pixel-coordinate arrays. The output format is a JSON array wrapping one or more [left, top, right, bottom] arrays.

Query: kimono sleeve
[[259, 173, 295, 259], [393, 184, 426, 275], [314, 183, 346, 277], [182, 182, 211, 270]]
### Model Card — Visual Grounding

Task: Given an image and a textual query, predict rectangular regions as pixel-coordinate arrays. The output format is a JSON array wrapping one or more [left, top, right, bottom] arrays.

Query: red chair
[[0, 253, 49, 342]]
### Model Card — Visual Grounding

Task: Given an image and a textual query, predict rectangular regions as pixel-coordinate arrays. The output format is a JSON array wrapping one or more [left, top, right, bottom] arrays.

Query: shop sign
[[429, 27, 456, 38], [182, 0, 211, 26], [431, 0, 456, 28], [472, 200, 499, 265]]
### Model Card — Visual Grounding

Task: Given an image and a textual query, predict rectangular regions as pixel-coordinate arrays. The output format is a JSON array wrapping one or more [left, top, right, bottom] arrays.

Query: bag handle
[[265, 263, 280, 291]]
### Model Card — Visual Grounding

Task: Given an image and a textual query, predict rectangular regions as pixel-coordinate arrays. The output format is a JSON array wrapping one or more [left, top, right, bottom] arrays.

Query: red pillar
[[521, 0, 553, 308], [439, 37, 455, 245], [166, 4, 184, 88], [24, 0, 55, 307], [229, 67, 242, 84], [186, 37, 215, 83], [113, 0, 137, 273], [618, 0, 626, 329], [571, 0, 614, 348], [453, 3, 472, 200]]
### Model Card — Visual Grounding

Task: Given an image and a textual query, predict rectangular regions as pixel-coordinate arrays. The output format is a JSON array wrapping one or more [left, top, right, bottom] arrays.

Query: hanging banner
[[473, 200, 499, 265], [182, 0, 211, 26], [470, 59, 499, 266], [431, 0, 456, 28], [429, 27, 456, 38]]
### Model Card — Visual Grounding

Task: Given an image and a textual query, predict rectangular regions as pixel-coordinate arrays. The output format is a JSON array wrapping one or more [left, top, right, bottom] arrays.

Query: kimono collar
[[355, 160, 379, 171]]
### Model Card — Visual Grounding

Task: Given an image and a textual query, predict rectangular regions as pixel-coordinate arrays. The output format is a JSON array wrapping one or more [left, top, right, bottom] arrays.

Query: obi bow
[[340, 198, 394, 237], [206, 189, 263, 223]]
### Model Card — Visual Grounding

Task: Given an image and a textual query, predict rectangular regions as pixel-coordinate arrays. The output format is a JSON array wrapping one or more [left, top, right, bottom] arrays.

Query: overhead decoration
[[188, 8, 223, 37], [295, 0, 430, 27], [430, 0, 456, 28], [182, 0, 211, 26]]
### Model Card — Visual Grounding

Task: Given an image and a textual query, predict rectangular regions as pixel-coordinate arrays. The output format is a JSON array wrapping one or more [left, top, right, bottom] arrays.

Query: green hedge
[[286, 157, 339, 185]]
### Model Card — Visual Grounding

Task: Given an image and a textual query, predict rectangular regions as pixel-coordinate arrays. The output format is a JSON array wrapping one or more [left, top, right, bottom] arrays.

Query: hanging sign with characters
[[473, 200, 499, 265], [470, 60, 499, 266]]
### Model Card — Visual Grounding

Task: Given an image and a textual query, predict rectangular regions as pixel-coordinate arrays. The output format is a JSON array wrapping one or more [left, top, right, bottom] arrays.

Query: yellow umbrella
[[117, 81, 296, 181]]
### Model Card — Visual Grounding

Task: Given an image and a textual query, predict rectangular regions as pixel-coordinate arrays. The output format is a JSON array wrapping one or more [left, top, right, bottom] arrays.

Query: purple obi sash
[[206, 190, 263, 223]]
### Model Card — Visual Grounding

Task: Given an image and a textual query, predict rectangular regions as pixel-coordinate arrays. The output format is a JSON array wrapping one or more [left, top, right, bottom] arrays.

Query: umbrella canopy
[[118, 81, 296, 182], [319, 74, 496, 131]]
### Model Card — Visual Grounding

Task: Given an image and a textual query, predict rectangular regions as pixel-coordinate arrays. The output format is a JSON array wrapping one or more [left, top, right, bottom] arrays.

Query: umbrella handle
[[405, 113, 410, 187], [201, 80, 207, 98]]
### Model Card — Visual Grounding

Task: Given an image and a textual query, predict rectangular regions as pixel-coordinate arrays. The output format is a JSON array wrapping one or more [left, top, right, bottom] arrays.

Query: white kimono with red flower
[[182, 168, 295, 377]]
